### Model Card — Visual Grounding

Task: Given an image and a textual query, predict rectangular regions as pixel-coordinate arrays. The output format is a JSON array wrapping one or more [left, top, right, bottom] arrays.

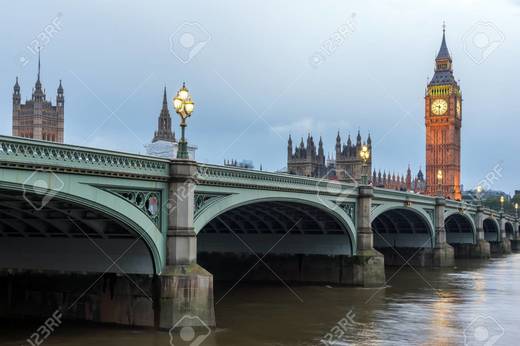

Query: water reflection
[[1, 255, 520, 345]]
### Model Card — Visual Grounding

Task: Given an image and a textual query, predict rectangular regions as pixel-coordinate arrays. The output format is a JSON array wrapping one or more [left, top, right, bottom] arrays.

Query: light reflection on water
[[2, 255, 520, 346]]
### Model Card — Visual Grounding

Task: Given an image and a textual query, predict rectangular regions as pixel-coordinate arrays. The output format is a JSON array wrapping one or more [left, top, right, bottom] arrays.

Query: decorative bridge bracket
[[334, 201, 356, 225], [424, 208, 435, 225], [194, 193, 231, 219], [107, 188, 162, 228]]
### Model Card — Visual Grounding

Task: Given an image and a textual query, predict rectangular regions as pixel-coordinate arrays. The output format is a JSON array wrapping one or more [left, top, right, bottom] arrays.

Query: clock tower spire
[[425, 24, 462, 200]]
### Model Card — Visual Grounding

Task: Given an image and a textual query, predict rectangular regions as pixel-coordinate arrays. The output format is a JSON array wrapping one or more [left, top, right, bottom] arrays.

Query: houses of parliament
[[288, 27, 462, 200], [10, 27, 463, 200], [12, 53, 64, 143]]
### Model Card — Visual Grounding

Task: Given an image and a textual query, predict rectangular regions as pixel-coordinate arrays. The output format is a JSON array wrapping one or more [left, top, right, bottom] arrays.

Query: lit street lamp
[[476, 185, 482, 204], [360, 145, 370, 185], [173, 82, 195, 159], [437, 169, 443, 196], [515, 202, 519, 219], [500, 195, 505, 212]]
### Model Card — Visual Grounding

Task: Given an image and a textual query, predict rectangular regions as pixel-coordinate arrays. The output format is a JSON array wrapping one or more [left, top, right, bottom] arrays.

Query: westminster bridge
[[0, 135, 518, 329]]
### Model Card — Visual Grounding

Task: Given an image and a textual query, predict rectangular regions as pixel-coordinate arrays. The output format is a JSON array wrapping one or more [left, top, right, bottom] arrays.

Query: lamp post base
[[176, 140, 189, 160]]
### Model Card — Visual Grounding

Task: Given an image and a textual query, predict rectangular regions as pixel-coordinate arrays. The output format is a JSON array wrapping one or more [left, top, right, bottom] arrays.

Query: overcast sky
[[1, 0, 519, 193]]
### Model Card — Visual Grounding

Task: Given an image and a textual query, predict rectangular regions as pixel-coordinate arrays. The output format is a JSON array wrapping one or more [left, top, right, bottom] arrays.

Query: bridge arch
[[483, 217, 500, 242], [444, 211, 476, 244], [194, 192, 356, 256], [0, 171, 165, 274], [371, 205, 435, 249]]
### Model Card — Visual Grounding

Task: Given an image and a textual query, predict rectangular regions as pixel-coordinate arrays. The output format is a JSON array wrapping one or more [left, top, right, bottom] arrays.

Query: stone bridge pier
[[432, 197, 454, 267], [353, 186, 385, 287], [161, 160, 215, 329], [491, 212, 512, 255]]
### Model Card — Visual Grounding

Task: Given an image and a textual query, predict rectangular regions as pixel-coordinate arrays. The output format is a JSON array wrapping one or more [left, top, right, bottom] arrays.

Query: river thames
[[1, 254, 519, 346]]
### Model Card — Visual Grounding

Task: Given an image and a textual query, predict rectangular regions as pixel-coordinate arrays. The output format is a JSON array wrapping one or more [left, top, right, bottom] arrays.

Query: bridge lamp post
[[360, 145, 370, 185], [437, 169, 443, 197], [476, 185, 483, 204], [515, 202, 518, 219], [173, 82, 195, 159], [500, 195, 505, 212]]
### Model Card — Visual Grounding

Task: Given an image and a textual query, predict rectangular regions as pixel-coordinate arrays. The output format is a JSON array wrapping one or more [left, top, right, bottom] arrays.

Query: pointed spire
[[436, 22, 451, 60], [162, 86, 168, 105], [37, 47, 41, 82], [152, 86, 175, 143], [14, 77, 20, 91], [57, 79, 63, 93]]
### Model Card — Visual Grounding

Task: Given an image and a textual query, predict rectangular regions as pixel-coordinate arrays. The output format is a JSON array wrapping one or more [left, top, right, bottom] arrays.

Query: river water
[[2, 254, 520, 346]]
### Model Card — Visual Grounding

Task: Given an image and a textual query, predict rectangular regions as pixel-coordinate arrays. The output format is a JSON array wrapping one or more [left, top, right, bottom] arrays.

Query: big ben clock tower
[[425, 26, 462, 200]]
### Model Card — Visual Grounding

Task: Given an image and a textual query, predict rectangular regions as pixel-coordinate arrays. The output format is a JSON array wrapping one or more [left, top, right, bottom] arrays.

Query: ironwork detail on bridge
[[334, 201, 356, 225], [371, 203, 382, 213], [194, 193, 230, 218], [109, 189, 162, 227], [425, 208, 434, 224]]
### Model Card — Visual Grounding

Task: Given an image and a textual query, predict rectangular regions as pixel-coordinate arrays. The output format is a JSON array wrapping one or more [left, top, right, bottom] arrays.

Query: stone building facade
[[335, 131, 371, 183], [372, 165, 426, 193], [12, 55, 64, 142], [287, 131, 426, 193], [287, 134, 326, 178], [287, 130, 371, 184]]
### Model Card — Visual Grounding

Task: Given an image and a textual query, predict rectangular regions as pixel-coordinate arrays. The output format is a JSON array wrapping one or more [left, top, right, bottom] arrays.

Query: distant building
[[372, 165, 426, 193], [287, 130, 373, 184], [12, 53, 64, 142], [286, 131, 426, 192], [224, 159, 254, 169], [287, 133, 327, 178], [335, 131, 372, 183], [145, 87, 197, 160]]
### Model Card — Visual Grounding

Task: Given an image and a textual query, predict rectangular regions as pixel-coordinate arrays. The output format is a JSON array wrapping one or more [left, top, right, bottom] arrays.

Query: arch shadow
[[483, 218, 499, 242], [445, 213, 476, 244], [0, 179, 162, 274], [194, 193, 356, 252], [371, 207, 434, 249]]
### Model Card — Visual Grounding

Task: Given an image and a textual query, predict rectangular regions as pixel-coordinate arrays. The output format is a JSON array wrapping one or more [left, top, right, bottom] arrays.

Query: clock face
[[431, 99, 448, 115], [456, 100, 461, 116]]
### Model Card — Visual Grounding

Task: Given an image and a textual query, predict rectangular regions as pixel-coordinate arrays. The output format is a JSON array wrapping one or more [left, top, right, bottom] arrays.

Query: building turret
[[56, 80, 64, 107], [13, 77, 21, 105], [335, 131, 341, 156], [288, 134, 293, 160], [406, 164, 412, 191]]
